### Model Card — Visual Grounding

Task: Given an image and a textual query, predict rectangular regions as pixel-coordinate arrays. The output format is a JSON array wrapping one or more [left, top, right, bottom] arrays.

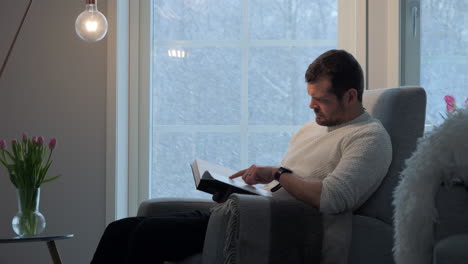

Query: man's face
[[307, 78, 347, 126]]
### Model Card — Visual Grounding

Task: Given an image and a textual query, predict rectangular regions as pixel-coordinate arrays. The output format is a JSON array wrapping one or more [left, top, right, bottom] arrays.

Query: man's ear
[[346, 88, 358, 103]]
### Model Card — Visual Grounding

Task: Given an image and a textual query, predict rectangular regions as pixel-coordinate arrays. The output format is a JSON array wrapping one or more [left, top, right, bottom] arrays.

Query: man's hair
[[305, 49, 364, 102]]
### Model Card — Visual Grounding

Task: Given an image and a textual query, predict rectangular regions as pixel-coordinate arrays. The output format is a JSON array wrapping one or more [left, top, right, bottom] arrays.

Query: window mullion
[[240, 0, 250, 169]]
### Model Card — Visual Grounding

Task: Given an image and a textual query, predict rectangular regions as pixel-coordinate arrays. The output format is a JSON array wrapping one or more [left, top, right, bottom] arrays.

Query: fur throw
[[393, 108, 468, 264]]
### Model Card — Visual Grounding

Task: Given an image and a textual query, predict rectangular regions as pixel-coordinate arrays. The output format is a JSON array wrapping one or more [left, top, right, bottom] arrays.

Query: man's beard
[[315, 113, 341, 126], [314, 102, 346, 127]]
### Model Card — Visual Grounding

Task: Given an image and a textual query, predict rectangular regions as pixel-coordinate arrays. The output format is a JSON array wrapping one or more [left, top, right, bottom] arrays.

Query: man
[[232, 49, 392, 215], [91, 49, 392, 263]]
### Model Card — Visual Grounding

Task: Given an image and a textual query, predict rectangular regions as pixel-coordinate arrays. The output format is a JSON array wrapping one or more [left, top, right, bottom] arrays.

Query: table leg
[[46, 240, 63, 264]]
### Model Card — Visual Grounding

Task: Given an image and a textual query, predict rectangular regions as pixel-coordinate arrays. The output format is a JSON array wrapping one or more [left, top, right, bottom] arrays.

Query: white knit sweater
[[273, 111, 392, 214]]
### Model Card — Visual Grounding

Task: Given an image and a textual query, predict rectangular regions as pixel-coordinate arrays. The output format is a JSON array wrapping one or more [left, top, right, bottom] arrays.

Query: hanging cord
[[0, 0, 34, 80]]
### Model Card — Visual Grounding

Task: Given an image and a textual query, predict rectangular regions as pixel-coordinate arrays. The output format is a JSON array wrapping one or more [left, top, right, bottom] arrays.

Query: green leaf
[[4, 150, 16, 162], [439, 112, 447, 120], [0, 158, 10, 168], [1, 136, 60, 188], [41, 175, 61, 184]]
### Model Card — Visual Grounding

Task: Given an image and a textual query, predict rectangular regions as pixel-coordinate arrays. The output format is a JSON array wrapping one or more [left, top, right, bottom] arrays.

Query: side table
[[0, 234, 74, 264]]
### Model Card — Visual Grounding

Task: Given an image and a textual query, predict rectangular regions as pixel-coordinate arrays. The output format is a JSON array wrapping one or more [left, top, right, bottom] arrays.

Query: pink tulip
[[0, 139, 6, 149], [22, 132, 28, 142], [37, 136, 44, 146], [11, 139, 17, 145], [444, 95, 457, 113], [49, 138, 57, 150], [444, 95, 455, 104], [32, 136, 38, 144]]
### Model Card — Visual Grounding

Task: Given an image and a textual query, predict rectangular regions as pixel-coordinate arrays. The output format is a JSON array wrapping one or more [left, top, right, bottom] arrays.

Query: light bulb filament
[[85, 21, 98, 32]]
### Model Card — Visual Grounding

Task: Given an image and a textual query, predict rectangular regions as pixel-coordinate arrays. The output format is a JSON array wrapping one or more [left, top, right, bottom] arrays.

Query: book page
[[194, 159, 271, 197], [191, 162, 201, 186], [195, 159, 236, 179]]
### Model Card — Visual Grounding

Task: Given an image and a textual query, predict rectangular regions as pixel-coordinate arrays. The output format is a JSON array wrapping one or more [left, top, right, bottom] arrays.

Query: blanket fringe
[[211, 197, 240, 264]]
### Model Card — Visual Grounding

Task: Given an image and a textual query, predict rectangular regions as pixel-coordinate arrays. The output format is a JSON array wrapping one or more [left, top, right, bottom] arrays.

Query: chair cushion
[[356, 87, 426, 225], [165, 254, 201, 264], [348, 215, 394, 264], [137, 198, 214, 217], [433, 234, 468, 264], [435, 184, 468, 241]]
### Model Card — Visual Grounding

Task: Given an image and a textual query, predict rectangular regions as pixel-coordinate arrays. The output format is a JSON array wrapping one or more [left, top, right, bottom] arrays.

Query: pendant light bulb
[[75, 0, 108, 42]]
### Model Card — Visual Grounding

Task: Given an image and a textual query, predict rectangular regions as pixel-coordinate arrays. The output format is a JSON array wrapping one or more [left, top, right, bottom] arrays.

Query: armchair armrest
[[202, 194, 322, 264], [435, 184, 468, 241], [137, 198, 215, 217]]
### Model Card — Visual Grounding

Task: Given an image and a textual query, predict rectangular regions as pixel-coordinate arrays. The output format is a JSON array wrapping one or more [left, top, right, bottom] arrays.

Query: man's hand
[[212, 166, 276, 203], [229, 165, 276, 185]]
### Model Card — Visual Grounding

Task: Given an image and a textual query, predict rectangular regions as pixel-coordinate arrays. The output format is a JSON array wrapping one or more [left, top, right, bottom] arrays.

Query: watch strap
[[274, 166, 292, 181]]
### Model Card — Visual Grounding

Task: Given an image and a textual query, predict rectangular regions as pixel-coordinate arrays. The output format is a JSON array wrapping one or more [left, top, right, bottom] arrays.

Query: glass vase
[[12, 188, 46, 236]]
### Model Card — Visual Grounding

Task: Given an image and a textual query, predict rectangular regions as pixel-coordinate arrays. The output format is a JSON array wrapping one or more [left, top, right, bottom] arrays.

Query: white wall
[[0, 0, 107, 263]]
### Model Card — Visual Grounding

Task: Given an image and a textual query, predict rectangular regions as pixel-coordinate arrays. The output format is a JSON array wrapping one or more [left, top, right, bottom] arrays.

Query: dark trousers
[[91, 210, 211, 264]]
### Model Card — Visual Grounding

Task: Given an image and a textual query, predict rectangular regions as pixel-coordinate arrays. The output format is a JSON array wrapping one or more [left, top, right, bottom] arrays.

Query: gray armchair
[[393, 107, 468, 264], [138, 86, 427, 264], [432, 184, 468, 264]]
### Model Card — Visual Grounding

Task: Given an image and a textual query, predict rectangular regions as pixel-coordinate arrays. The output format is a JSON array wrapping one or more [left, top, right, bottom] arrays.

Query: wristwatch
[[273, 166, 292, 181]]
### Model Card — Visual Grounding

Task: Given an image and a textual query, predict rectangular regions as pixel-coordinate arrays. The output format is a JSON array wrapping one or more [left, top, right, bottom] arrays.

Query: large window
[[421, 1, 468, 127], [150, 0, 337, 198]]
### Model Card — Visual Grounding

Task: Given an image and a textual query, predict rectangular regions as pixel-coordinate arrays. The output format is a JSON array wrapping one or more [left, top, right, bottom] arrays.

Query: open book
[[191, 159, 271, 197]]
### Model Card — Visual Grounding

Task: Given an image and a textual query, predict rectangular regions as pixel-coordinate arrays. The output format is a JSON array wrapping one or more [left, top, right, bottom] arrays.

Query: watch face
[[275, 167, 292, 180]]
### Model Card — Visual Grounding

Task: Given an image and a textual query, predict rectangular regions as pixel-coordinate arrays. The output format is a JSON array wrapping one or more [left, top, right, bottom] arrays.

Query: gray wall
[[0, 0, 107, 263], [0, 1, 401, 263], [368, 0, 389, 89]]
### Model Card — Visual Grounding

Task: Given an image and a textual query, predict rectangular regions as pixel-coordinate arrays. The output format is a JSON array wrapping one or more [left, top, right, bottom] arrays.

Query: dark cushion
[[433, 233, 468, 264]]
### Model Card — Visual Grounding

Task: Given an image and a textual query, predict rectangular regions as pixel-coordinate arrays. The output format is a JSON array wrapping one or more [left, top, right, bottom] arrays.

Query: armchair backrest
[[355, 87, 426, 225]]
